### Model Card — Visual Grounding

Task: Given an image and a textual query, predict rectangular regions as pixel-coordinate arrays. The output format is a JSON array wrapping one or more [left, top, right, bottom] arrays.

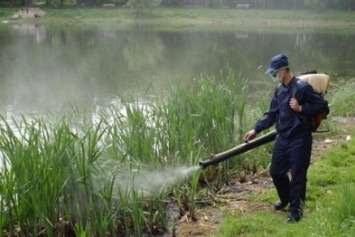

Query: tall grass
[[0, 69, 269, 236], [328, 78, 355, 116]]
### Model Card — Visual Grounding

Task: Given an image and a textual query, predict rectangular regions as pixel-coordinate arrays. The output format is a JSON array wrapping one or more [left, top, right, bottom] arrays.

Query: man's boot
[[274, 200, 288, 210]]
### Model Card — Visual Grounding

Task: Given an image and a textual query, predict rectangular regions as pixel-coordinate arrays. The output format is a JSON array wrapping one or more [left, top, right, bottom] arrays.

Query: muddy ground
[[171, 118, 354, 237], [173, 176, 275, 237]]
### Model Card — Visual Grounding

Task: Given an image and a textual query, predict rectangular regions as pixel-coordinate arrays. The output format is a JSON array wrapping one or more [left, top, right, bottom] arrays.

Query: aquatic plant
[[0, 68, 267, 236]]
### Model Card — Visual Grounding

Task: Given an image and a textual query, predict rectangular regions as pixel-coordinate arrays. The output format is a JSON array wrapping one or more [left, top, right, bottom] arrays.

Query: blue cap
[[265, 54, 289, 75]]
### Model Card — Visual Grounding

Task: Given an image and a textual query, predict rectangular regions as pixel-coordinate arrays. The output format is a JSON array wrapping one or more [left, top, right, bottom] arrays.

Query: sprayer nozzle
[[198, 160, 209, 169]]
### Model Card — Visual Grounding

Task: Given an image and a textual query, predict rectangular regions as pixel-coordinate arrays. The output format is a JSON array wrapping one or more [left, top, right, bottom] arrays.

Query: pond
[[0, 22, 354, 117]]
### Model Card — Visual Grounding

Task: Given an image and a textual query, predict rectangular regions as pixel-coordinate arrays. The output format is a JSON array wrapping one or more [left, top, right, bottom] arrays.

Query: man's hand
[[290, 98, 302, 112], [243, 129, 256, 142]]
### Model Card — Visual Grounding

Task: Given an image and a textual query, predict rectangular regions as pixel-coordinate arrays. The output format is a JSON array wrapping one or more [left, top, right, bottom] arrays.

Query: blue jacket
[[254, 76, 328, 138]]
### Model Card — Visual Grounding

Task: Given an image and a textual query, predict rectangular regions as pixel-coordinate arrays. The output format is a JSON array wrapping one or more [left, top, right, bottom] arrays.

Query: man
[[243, 54, 328, 223]]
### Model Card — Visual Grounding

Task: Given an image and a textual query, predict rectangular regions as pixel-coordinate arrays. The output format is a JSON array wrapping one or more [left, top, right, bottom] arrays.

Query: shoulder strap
[[292, 78, 300, 98]]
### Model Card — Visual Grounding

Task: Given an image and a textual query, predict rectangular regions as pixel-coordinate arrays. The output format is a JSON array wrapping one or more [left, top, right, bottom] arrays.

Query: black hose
[[199, 130, 277, 169]]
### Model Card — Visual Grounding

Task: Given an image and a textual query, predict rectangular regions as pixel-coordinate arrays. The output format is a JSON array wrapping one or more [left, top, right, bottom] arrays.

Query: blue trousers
[[270, 133, 312, 218]]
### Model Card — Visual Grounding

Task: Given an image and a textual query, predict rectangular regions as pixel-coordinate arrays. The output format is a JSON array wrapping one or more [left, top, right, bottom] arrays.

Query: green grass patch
[[328, 79, 355, 116], [216, 210, 284, 237], [215, 132, 355, 237]]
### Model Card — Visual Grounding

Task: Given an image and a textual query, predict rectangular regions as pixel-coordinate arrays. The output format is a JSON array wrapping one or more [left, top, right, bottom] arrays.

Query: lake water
[[0, 22, 354, 117]]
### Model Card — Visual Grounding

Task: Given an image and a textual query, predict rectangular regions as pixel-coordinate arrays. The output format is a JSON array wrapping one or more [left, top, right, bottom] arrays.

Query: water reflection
[[11, 23, 46, 43], [0, 23, 354, 117]]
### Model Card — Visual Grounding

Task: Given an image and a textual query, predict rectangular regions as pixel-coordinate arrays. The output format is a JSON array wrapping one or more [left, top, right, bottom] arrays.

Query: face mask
[[269, 69, 284, 82], [278, 73, 284, 82], [269, 69, 280, 82]]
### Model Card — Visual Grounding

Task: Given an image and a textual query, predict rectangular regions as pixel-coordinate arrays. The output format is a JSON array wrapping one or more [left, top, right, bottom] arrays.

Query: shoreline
[[2, 18, 355, 33], [1, 8, 355, 29]]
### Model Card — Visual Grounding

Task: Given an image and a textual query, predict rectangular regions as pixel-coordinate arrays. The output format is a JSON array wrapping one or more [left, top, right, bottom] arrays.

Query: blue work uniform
[[253, 76, 328, 219]]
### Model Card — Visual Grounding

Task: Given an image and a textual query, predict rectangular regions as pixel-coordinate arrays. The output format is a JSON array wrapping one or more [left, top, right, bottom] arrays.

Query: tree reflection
[[122, 30, 165, 70]]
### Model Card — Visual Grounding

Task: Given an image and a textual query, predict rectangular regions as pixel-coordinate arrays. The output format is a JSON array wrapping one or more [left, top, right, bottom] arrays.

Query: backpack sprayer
[[199, 73, 330, 170]]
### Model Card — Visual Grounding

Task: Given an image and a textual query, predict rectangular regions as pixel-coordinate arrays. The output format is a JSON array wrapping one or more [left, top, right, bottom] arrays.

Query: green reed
[[189, 170, 201, 220], [130, 187, 145, 237], [0, 69, 268, 236], [116, 185, 131, 236], [0, 116, 73, 235], [74, 222, 92, 237], [151, 68, 248, 170]]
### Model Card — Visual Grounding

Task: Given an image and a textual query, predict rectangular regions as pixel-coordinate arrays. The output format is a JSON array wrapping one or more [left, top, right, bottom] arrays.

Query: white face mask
[[269, 70, 280, 82], [277, 73, 284, 82], [269, 74, 277, 82], [269, 69, 284, 82]]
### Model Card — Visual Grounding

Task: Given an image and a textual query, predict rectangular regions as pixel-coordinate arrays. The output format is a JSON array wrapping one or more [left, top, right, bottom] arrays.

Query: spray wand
[[199, 130, 277, 169]]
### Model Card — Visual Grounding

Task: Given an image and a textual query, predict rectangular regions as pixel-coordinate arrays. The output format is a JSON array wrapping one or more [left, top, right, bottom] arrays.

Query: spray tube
[[199, 130, 277, 169]]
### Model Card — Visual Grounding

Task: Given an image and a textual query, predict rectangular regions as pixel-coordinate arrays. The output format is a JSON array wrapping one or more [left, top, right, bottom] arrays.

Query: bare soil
[[173, 176, 275, 237]]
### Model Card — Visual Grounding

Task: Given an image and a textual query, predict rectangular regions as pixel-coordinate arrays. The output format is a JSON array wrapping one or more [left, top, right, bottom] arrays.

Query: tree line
[[1, 0, 354, 11]]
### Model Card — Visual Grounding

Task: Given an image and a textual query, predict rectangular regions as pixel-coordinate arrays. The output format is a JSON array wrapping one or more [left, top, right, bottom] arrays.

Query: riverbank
[[1, 8, 355, 30]]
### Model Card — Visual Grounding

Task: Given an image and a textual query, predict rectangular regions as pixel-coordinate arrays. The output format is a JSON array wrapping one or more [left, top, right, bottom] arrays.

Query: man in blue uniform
[[243, 54, 328, 223]]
